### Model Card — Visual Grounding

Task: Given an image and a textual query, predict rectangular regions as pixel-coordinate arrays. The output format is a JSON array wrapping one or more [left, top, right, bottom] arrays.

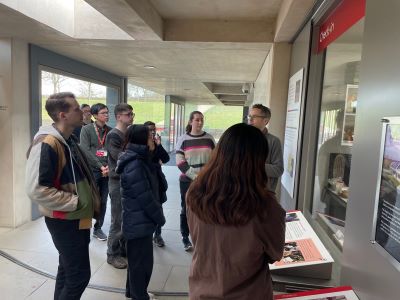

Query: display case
[[341, 84, 358, 146]]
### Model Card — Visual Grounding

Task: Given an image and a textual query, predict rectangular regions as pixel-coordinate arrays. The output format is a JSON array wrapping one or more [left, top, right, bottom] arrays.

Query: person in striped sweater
[[176, 111, 215, 251]]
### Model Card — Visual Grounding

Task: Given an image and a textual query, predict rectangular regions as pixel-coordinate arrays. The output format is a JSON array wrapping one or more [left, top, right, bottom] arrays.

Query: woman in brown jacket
[[186, 123, 286, 300]]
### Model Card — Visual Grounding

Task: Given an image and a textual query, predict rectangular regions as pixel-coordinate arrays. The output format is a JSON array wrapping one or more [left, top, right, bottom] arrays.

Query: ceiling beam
[[274, 0, 315, 42], [164, 20, 274, 43], [212, 85, 246, 95], [84, 0, 163, 40]]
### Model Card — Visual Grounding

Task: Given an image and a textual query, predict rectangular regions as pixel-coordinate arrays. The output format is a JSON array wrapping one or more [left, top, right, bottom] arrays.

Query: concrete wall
[[252, 42, 291, 200], [341, 1, 400, 299], [253, 43, 291, 143], [0, 38, 30, 227]]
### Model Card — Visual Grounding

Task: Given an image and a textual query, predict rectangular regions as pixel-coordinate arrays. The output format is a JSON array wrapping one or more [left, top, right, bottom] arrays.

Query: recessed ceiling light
[[144, 65, 156, 69]]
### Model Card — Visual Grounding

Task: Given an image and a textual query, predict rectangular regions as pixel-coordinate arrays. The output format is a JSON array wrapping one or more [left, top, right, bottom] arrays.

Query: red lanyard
[[94, 124, 107, 147]]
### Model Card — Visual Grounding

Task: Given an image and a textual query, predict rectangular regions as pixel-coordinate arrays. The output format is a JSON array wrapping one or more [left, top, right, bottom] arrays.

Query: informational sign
[[372, 118, 400, 263], [317, 0, 365, 53], [270, 211, 334, 271], [281, 69, 304, 198], [274, 286, 359, 300]]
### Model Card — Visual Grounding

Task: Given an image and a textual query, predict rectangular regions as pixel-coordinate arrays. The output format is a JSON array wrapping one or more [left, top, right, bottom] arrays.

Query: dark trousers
[[93, 171, 109, 230], [180, 180, 191, 238], [107, 178, 125, 257], [45, 217, 91, 300], [126, 236, 153, 300]]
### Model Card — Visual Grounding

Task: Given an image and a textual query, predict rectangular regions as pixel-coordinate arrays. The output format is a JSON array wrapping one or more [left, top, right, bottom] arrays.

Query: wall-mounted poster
[[281, 69, 304, 198], [372, 117, 400, 264]]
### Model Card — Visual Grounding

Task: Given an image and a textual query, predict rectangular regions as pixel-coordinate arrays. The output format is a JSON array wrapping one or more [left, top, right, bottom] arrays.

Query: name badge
[[96, 149, 108, 157]]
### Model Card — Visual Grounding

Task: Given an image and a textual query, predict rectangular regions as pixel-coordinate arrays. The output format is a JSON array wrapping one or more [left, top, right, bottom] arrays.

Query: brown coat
[[187, 198, 285, 300]]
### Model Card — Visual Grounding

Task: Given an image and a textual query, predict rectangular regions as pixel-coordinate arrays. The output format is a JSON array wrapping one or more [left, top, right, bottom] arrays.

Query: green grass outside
[[41, 97, 243, 130]]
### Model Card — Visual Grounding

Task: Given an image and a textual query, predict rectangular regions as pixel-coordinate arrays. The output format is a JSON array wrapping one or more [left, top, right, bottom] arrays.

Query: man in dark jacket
[[144, 121, 170, 247], [105, 103, 134, 269]]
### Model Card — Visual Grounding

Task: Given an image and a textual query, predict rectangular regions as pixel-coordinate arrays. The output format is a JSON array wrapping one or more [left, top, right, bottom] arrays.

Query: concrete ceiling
[[0, 0, 316, 105]]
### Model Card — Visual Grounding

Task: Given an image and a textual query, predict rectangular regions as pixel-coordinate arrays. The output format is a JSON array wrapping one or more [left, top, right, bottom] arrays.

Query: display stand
[[270, 211, 334, 279], [274, 286, 359, 299]]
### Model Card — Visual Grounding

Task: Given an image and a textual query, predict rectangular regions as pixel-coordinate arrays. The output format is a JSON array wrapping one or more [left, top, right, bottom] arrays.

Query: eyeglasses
[[247, 114, 266, 120], [119, 112, 135, 117]]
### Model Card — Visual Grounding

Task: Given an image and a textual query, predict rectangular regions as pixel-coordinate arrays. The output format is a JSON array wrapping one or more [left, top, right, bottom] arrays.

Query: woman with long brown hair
[[186, 123, 285, 300], [175, 111, 215, 251]]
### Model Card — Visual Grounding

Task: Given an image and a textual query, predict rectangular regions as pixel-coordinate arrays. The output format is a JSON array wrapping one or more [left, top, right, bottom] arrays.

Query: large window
[[127, 83, 165, 132], [40, 69, 119, 127], [184, 104, 243, 142], [311, 19, 364, 249]]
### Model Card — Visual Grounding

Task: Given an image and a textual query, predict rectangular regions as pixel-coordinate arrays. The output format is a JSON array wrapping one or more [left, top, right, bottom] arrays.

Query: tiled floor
[[0, 166, 189, 300]]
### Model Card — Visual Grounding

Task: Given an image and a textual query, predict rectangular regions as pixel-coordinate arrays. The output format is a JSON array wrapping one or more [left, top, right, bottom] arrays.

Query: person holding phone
[[144, 121, 170, 247]]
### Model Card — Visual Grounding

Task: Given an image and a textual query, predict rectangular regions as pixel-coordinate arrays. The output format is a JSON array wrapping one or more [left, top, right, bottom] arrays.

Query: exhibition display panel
[[270, 211, 334, 279]]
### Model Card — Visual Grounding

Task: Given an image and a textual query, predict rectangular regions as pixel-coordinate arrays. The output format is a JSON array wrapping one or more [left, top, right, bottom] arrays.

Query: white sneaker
[[148, 292, 158, 300]]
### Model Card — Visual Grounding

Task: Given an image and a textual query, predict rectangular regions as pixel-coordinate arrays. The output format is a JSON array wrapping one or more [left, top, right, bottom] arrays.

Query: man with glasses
[[73, 104, 93, 142], [248, 104, 284, 192], [80, 103, 112, 241], [104, 104, 134, 269]]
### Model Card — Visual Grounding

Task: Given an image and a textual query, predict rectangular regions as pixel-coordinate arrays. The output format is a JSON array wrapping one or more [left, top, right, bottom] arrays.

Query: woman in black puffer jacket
[[116, 125, 165, 300]]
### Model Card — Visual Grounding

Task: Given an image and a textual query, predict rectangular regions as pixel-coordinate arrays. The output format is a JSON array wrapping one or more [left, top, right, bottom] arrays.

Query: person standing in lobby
[[105, 103, 134, 269], [176, 111, 215, 251], [116, 125, 165, 300], [80, 103, 112, 241], [26, 92, 100, 300], [248, 104, 284, 193], [72, 104, 93, 142], [186, 123, 285, 300], [144, 121, 170, 248]]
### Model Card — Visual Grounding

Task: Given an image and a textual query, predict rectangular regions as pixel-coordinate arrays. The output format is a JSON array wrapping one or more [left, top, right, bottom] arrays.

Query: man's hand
[[101, 165, 109, 177]]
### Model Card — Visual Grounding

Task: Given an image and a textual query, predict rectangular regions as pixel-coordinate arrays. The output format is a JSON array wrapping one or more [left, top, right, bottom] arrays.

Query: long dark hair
[[186, 111, 203, 133], [186, 123, 272, 225], [124, 125, 149, 149]]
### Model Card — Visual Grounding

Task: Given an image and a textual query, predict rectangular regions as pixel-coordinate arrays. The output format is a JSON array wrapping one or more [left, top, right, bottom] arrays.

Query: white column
[[0, 38, 31, 227]]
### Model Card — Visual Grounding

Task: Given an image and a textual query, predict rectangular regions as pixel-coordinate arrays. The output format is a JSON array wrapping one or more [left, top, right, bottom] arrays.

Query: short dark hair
[[125, 125, 149, 147], [251, 104, 271, 119], [187, 123, 271, 225], [186, 111, 203, 133], [45, 92, 76, 122], [80, 103, 90, 110], [91, 103, 108, 115], [144, 121, 155, 126], [114, 103, 133, 118]]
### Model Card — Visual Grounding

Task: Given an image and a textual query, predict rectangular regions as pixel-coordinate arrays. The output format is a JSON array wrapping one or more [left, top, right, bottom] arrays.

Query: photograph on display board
[[274, 239, 324, 267], [285, 212, 299, 222], [374, 121, 400, 263]]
